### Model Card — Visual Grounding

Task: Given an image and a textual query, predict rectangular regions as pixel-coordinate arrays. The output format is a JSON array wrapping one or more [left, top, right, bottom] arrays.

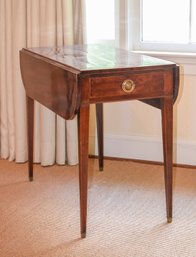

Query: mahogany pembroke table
[[20, 45, 179, 238]]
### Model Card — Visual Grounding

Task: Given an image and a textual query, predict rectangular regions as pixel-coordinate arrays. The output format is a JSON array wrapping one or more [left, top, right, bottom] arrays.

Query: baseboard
[[89, 134, 196, 166], [89, 155, 196, 169]]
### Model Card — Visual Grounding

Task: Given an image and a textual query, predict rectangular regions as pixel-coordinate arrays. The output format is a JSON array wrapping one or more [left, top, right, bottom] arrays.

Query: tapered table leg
[[78, 105, 90, 238], [161, 96, 173, 223], [26, 96, 34, 181], [96, 103, 104, 171]]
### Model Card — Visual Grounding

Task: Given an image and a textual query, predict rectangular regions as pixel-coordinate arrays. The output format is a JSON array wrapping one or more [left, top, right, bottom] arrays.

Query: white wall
[[89, 56, 196, 166]]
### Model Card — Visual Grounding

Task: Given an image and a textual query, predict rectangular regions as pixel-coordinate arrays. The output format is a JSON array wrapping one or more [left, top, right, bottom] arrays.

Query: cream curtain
[[0, 0, 86, 165]]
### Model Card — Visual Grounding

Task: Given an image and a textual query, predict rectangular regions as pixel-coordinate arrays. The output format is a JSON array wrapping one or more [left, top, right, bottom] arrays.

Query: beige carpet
[[0, 158, 195, 257]]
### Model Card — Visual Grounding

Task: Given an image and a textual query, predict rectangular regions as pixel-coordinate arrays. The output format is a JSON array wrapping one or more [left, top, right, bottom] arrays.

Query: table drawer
[[90, 71, 167, 101]]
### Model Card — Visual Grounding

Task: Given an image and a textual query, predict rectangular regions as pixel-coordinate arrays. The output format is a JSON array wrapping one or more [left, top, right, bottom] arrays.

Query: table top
[[20, 44, 179, 120], [24, 44, 176, 74]]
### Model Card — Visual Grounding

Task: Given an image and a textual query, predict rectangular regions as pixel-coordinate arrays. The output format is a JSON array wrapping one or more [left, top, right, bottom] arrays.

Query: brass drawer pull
[[122, 79, 135, 93]]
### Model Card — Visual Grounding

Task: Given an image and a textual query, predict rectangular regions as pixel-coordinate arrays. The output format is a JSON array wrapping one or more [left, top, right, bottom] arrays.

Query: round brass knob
[[122, 79, 135, 93]]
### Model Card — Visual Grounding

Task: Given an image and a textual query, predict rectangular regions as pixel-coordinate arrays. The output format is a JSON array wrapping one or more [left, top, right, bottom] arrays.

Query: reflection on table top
[[24, 44, 175, 73]]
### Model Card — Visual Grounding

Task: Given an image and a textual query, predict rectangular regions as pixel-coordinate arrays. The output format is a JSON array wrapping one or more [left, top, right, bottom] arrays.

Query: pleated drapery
[[0, 0, 86, 166]]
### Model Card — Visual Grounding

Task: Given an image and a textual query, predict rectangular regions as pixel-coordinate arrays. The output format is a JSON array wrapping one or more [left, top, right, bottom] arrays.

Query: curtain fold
[[0, 0, 86, 166]]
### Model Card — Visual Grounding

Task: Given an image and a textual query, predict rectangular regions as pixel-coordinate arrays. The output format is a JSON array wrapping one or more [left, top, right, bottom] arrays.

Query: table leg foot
[[29, 176, 33, 182], [167, 217, 172, 223], [99, 166, 103, 172], [81, 232, 86, 238]]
